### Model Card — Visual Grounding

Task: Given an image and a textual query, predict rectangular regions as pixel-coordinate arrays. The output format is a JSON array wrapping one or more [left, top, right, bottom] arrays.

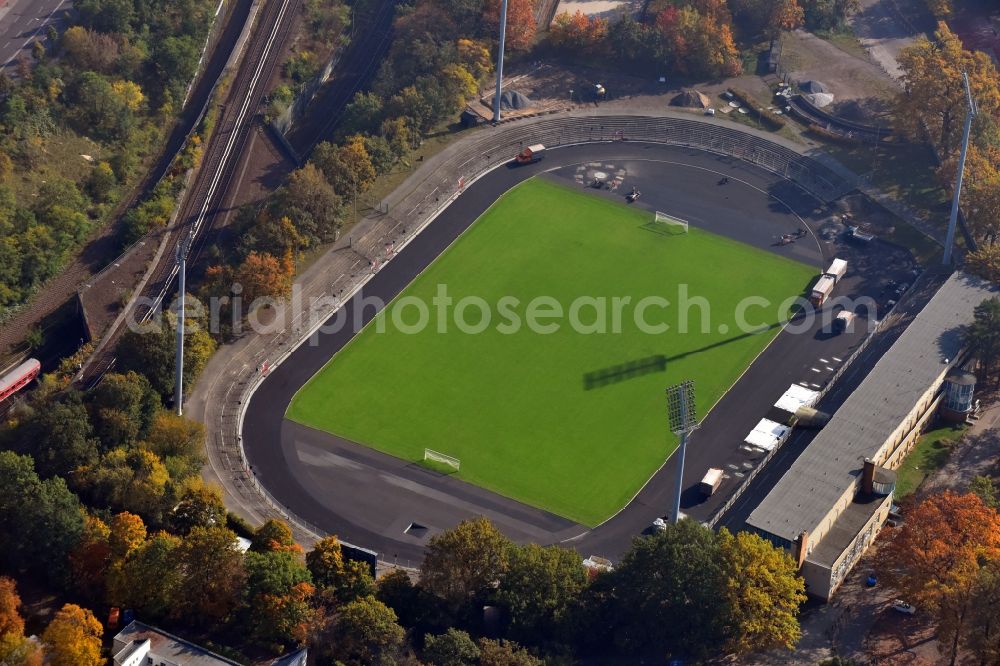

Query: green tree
[[420, 517, 512, 617], [424, 628, 480, 666], [969, 475, 999, 509], [87, 371, 160, 449], [116, 311, 216, 399], [578, 519, 728, 659], [717, 528, 806, 654], [965, 297, 1000, 386], [17, 395, 99, 478], [495, 543, 587, 645], [332, 595, 406, 666], [80, 447, 170, 521], [0, 452, 85, 584], [964, 558, 1000, 664], [87, 161, 117, 202]]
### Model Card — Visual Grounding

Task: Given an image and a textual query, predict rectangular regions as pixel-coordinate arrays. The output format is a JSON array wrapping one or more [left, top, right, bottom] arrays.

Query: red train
[[0, 359, 41, 403]]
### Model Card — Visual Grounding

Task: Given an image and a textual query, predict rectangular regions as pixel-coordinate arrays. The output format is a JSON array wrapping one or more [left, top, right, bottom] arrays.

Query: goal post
[[423, 448, 460, 472], [653, 211, 689, 234]]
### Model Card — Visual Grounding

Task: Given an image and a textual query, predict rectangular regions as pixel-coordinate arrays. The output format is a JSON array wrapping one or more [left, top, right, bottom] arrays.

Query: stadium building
[[746, 272, 996, 600]]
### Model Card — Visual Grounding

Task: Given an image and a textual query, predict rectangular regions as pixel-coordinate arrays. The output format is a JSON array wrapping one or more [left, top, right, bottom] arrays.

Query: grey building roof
[[747, 272, 996, 544], [113, 621, 242, 666]]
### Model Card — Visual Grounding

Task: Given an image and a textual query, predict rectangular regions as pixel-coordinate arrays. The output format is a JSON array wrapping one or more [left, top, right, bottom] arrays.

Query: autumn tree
[[172, 526, 247, 626], [243, 549, 315, 646], [0, 577, 25, 638], [729, 0, 803, 38], [306, 536, 376, 603], [879, 491, 1000, 665], [273, 164, 344, 247], [108, 532, 182, 618], [717, 528, 806, 654], [484, 0, 536, 51], [332, 595, 406, 665], [80, 447, 170, 521], [235, 250, 294, 303], [313, 136, 377, 200], [41, 604, 103, 666], [477, 638, 541, 665], [965, 244, 1000, 284], [167, 478, 227, 535], [109, 511, 147, 559], [70, 516, 112, 602], [549, 11, 609, 55], [143, 410, 205, 466], [420, 517, 512, 617], [937, 139, 1000, 244], [895, 23, 1000, 158], [964, 558, 1000, 663], [251, 519, 297, 553], [0, 577, 42, 666]]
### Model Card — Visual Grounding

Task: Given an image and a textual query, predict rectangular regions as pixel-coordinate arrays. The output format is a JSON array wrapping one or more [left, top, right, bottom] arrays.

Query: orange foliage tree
[[550, 11, 609, 55], [879, 491, 1000, 665], [485, 0, 537, 52], [235, 251, 294, 304], [0, 577, 25, 638]]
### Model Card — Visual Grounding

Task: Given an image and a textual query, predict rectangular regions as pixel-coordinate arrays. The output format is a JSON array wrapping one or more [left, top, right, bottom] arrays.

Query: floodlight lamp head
[[666, 380, 698, 434]]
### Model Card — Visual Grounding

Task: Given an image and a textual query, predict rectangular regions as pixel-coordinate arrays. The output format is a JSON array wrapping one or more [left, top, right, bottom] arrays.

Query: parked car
[[891, 600, 916, 615]]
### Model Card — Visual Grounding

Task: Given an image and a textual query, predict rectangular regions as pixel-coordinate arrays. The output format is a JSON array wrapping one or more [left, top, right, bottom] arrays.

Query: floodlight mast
[[666, 381, 699, 524], [943, 72, 978, 266], [492, 0, 508, 123]]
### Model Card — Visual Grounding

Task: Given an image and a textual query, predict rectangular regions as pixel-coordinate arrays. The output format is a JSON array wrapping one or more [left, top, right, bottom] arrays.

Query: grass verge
[[895, 423, 967, 498]]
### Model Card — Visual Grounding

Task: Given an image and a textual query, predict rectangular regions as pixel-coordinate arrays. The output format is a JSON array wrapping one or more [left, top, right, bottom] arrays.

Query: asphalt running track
[[243, 142, 915, 565]]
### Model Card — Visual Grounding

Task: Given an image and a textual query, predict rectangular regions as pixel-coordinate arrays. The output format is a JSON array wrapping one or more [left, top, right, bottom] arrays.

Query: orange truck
[[514, 144, 546, 165]]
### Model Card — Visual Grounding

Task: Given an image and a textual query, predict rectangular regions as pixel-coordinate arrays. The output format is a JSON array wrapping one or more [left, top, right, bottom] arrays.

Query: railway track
[[82, 0, 302, 383]]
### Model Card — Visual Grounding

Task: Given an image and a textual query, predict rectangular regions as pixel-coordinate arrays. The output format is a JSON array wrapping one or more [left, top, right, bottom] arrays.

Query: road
[[0, 0, 70, 75], [240, 141, 918, 563]]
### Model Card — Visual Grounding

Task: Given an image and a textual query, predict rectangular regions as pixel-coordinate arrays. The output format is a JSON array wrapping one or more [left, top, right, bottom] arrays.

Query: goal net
[[653, 211, 689, 234], [423, 448, 460, 472]]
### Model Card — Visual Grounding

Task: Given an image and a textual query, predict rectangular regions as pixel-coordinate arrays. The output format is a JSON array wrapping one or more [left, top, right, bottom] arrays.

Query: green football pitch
[[287, 178, 816, 526]]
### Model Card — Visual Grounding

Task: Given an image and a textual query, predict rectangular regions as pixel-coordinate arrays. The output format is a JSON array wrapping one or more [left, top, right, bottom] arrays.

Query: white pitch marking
[[832, 356, 843, 362], [811, 367, 821, 373], [819, 358, 829, 364], [825, 366, 835, 371]]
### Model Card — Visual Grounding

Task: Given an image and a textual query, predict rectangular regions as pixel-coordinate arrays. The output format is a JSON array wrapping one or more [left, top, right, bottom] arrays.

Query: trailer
[[848, 226, 876, 244], [0, 358, 41, 403], [826, 258, 847, 282], [699, 468, 724, 497], [514, 144, 546, 165], [811, 275, 836, 306]]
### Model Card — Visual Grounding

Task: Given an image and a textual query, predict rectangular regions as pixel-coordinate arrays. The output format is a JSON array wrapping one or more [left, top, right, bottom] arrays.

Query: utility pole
[[174, 234, 191, 416], [492, 0, 508, 123], [943, 72, 978, 266], [666, 381, 699, 523]]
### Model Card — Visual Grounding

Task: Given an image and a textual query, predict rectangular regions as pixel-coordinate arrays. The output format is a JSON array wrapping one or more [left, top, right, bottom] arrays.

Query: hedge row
[[727, 88, 787, 131]]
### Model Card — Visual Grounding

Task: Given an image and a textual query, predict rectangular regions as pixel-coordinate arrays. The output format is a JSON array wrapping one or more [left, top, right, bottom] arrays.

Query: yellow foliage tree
[[111, 80, 145, 112], [41, 604, 103, 666], [717, 529, 806, 654], [109, 512, 147, 559], [896, 23, 1000, 158]]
